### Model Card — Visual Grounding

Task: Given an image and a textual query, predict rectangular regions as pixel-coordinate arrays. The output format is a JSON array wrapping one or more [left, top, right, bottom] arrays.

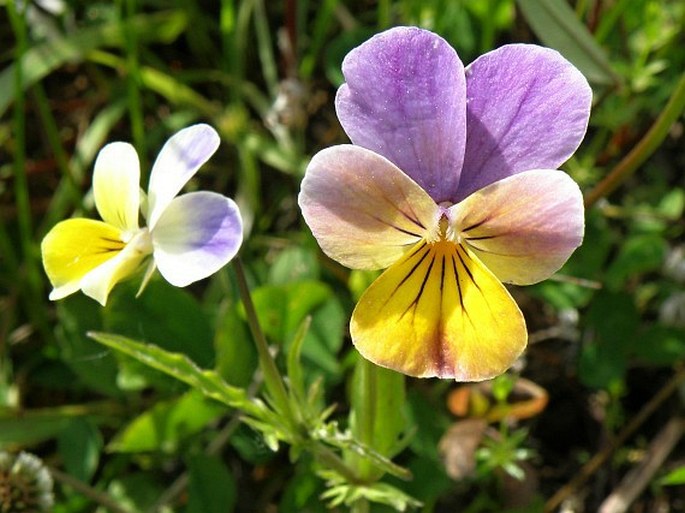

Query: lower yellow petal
[[41, 218, 125, 300], [80, 234, 149, 306], [350, 241, 527, 381]]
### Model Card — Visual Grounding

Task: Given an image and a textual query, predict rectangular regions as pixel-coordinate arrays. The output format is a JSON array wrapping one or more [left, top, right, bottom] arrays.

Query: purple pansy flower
[[299, 27, 591, 380], [42, 124, 243, 305]]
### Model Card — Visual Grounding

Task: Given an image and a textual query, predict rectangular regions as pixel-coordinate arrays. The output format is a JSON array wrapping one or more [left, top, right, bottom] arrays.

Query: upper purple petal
[[335, 26, 467, 204], [457, 44, 592, 201]]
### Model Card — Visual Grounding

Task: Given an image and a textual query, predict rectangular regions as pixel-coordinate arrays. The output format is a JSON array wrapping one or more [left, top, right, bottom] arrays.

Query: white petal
[[146, 124, 220, 229], [93, 142, 141, 231], [152, 192, 243, 287]]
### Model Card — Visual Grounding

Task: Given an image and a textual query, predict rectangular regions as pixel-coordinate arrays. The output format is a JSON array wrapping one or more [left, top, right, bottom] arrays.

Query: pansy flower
[[41, 124, 243, 306], [299, 27, 591, 380]]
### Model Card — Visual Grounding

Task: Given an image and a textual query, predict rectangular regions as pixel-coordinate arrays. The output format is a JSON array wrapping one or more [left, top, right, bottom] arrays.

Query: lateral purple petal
[[458, 44, 592, 201], [151, 192, 243, 287], [336, 26, 467, 203]]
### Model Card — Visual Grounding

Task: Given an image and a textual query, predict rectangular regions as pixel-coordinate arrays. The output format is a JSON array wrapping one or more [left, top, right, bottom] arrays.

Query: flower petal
[[458, 44, 592, 200], [450, 170, 584, 285], [41, 218, 125, 301], [147, 124, 220, 229], [298, 145, 441, 270], [93, 142, 141, 231], [80, 231, 151, 306], [336, 26, 466, 203], [351, 241, 527, 380], [152, 191, 243, 287]]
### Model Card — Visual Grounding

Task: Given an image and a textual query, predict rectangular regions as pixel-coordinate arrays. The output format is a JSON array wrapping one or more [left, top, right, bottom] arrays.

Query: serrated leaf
[[312, 423, 412, 481], [88, 332, 264, 419], [517, 0, 620, 86]]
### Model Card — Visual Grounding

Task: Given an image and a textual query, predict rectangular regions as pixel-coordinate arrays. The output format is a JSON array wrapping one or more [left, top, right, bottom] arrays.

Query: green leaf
[[227, 423, 277, 465], [250, 281, 331, 343], [106, 280, 215, 368], [516, 0, 620, 86], [0, 413, 70, 448], [109, 390, 223, 453], [298, 298, 345, 378], [106, 473, 165, 512], [287, 317, 312, 408], [187, 454, 237, 513], [55, 295, 121, 397], [0, 403, 117, 448], [87, 332, 264, 419], [579, 291, 639, 388], [268, 246, 321, 285], [604, 233, 668, 290], [660, 465, 685, 486], [279, 464, 327, 513], [215, 306, 258, 388], [632, 325, 685, 366], [319, 478, 422, 511], [0, 10, 187, 117], [657, 187, 685, 220], [57, 418, 102, 482]]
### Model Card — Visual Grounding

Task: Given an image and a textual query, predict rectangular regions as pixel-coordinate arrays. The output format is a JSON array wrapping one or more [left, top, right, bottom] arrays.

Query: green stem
[[311, 444, 363, 485], [50, 467, 136, 513], [7, 2, 31, 265], [31, 82, 82, 215], [351, 359, 374, 513], [120, 0, 147, 175], [354, 358, 378, 480], [232, 257, 293, 424], [7, 1, 52, 345], [584, 72, 685, 208]]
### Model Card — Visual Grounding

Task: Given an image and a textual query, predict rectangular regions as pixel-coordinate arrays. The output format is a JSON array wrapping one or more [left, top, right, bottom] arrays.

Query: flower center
[[121, 228, 153, 256], [433, 210, 459, 245]]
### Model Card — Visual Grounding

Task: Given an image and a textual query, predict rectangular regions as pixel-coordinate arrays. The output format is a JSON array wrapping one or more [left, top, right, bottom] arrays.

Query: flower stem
[[353, 357, 378, 480], [232, 257, 293, 424], [584, 71, 685, 208], [349, 358, 378, 513]]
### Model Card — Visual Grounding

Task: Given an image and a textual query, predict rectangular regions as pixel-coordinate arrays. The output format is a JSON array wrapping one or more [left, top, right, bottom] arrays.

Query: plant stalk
[[584, 72, 685, 208], [232, 257, 293, 425]]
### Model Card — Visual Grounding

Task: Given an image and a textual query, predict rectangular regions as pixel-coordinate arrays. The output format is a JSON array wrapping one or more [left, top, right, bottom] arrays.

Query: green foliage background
[[1, 0, 684, 511]]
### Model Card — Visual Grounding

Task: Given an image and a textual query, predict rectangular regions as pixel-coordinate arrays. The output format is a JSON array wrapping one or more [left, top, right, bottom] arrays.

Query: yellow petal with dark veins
[[41, 218, 125, 301], [350, 240, 527, 381]]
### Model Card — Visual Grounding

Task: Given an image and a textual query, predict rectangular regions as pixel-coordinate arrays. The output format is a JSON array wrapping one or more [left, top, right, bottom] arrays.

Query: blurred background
[[1, 0, 684, 511]]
